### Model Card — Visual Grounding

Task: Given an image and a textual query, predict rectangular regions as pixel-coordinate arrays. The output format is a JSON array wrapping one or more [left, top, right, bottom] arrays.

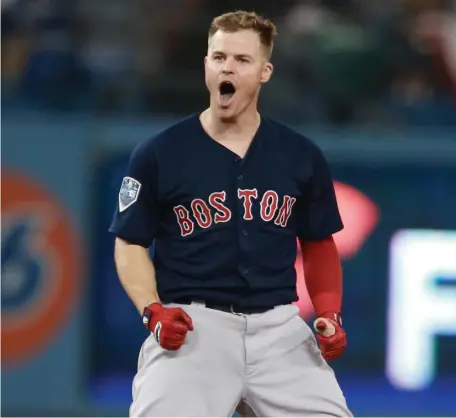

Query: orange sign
[[1, 170, 81, 366]]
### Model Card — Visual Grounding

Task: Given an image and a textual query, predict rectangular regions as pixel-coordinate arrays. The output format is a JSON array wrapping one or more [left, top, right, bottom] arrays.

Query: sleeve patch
[[119, 177, 141, 212]]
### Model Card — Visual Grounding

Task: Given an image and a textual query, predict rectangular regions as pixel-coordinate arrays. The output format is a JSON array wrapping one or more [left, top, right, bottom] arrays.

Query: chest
[[157, 149, 305, 232], [213, 137, 251, 160]]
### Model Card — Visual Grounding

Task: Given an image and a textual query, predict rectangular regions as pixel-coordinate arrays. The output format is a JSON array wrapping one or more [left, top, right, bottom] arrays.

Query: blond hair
[[209, 11, 278, 58]]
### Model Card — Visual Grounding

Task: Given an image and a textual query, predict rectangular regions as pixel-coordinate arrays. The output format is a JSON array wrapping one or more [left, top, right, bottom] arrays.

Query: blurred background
[[2, 0, 456, 416]]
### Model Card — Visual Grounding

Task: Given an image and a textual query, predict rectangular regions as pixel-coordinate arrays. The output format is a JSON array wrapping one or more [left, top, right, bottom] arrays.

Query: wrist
[[317, 311, 343, 326], [136, 296, 161, 315], [142, 302, 162, 330]]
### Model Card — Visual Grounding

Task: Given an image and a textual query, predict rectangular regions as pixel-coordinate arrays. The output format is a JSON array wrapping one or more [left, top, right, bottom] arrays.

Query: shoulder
[[132, 113, 201, 157], [262, 116, 325, 161]]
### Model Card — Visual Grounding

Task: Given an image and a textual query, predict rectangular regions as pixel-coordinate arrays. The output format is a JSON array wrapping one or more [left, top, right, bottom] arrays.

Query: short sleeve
[[108, 141, 158, 247], [296, 144, 343, 241]]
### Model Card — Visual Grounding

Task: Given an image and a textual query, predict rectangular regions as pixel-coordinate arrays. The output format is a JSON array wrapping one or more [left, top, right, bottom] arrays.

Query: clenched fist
[[142, 303, 194, 350], [313, 311, 346, 361]]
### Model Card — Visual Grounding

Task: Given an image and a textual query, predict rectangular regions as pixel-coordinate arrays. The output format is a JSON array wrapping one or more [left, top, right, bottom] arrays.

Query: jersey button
[[241, 268, 249, 275], [237, 174, 243, 180], [241, 229, 248, 236]]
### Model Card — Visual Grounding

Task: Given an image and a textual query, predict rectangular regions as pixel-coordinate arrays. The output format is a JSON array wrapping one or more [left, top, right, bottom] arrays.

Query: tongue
[[220, 93, 234, 105]]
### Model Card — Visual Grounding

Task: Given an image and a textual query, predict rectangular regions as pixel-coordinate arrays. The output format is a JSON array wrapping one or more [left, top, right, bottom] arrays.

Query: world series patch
[[119, 176, 141, 212]]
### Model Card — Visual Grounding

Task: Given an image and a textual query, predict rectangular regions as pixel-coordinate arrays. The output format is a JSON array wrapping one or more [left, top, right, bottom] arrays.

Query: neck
[[202, 102, 261, 138]]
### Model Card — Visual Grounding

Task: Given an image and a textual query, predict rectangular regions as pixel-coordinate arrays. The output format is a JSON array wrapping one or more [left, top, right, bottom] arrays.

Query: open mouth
[[218, 81, 236, 107]]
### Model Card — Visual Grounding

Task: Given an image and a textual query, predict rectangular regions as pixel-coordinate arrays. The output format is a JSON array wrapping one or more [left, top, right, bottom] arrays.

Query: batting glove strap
[[152, 321, 162, 344], [141, 303, 161, 332], [317, 311, 342, 326]]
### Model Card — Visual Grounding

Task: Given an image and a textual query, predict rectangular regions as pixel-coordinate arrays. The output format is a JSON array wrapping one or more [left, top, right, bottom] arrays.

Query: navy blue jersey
[[109, 114, 343, 308]]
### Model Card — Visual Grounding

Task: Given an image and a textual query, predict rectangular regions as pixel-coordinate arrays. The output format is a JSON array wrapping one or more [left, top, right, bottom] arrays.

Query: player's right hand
[[142, 302, 194, 350]]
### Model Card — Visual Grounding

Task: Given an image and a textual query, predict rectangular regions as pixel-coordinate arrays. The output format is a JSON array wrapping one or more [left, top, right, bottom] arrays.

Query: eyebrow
[[211, 51, 253, 59]]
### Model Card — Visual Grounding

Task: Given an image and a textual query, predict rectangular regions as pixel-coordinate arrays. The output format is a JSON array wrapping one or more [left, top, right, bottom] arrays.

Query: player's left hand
[[313, 312, 346, 361]]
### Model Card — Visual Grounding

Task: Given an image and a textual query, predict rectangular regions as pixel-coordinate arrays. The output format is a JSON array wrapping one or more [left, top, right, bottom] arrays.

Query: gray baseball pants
[[130, 302, 352, 417]]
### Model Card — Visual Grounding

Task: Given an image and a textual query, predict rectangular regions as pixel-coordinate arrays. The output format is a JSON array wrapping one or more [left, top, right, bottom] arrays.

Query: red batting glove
[[142, 302, 194, 351], [313, 311, 346, 361]]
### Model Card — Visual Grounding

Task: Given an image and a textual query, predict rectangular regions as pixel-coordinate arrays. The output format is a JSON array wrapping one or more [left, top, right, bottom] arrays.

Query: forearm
[[300, 236, 342, 315], [114, 238, 160, 314]]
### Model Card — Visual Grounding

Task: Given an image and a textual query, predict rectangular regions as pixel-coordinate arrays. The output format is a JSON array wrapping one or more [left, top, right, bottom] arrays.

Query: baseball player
[[109, 10, 352, 417]]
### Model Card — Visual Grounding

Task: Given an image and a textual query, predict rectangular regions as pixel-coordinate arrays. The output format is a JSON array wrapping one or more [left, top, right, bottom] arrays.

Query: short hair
[[208, 11, 278, 58]]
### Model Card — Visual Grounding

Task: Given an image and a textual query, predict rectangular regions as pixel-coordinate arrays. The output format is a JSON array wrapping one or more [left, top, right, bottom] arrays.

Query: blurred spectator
[[76, 0, 141, 112], [408, 0, 456, 98], [1, 0, 454, 126], [2, 0, 31, 87], [275, 0, 389, 124], [2, 0, 89, 110], [376, 0, 456, 126]]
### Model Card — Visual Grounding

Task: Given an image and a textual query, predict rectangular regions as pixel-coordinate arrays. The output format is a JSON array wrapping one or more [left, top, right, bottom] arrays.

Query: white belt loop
[[190, 301, 206, 307]]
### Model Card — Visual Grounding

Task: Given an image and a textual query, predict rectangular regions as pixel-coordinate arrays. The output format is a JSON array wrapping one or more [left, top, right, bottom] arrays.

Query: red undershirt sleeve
[[299, 236, 342, 316]]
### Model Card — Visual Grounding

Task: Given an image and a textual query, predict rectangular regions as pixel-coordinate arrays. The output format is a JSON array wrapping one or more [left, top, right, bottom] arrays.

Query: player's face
[[205, 29, 273, 120]]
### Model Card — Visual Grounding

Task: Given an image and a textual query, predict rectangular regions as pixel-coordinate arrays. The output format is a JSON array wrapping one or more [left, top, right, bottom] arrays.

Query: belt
[[174, 299, 274, 314]]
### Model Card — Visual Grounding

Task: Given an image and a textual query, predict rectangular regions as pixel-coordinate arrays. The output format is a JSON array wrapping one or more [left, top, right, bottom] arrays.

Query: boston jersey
[[109, 113, 343, 307]]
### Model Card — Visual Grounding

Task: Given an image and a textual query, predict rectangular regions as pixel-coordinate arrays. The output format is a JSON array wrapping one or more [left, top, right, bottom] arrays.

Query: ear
[[260, 62, 273, 84], [204, 56, 208, 68]]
